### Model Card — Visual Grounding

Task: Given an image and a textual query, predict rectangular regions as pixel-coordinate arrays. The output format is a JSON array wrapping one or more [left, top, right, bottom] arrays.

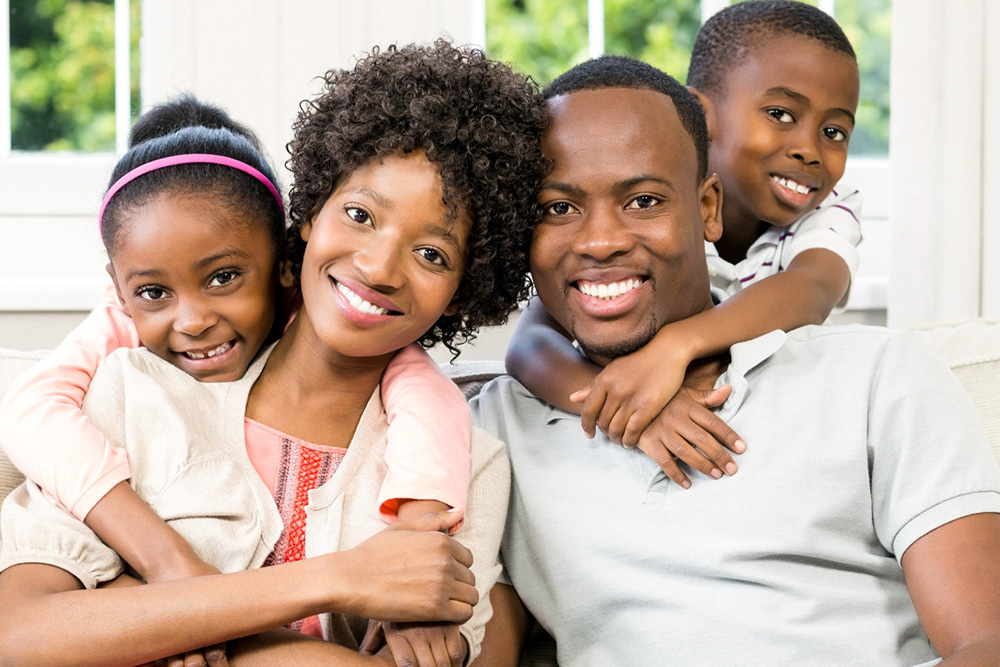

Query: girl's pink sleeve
[[0, 284, 140, 520], [378, 343, 471, 523]]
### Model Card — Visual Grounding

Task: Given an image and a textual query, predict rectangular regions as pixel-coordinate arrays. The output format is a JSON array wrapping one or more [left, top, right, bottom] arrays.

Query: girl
[[0, 92, 475, 600], [0, 40, 546, 667]]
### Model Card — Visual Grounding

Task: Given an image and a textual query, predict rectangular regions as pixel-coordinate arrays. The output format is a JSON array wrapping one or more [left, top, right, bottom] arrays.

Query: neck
[[246, 309, 393, 447], [716, 199, 770, 265], [683, 351, 731, 393]]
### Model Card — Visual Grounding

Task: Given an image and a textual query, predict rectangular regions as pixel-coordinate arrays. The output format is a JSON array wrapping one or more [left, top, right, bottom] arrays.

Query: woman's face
[[297, 150, 470, 359]]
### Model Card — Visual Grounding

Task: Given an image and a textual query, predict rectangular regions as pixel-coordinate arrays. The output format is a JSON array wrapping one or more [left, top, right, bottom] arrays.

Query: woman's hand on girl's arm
[[361, 621, 466, 667], [633, 385, 745, 489]]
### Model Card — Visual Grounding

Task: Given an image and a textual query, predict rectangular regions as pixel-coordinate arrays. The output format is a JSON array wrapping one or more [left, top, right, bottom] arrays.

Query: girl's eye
[[136, 286, 167, 301], [767, 108, 794, 124], [346, 206, 371, 225], [544, 202, 576, 216], [209, 269, 241, 287], [625, 195, 660, 210], [417, 247, 447, 266], [823, 126, 849, 142]]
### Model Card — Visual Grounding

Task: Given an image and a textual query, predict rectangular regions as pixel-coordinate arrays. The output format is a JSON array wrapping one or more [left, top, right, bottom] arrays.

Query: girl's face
[[298, 150, 470, 359], [109, 191, 279, 382]]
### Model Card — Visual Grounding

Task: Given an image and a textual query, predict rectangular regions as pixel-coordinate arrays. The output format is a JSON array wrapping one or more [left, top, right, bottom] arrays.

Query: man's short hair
[[687, 0, 856, 95], [545, 55, 708, 182]]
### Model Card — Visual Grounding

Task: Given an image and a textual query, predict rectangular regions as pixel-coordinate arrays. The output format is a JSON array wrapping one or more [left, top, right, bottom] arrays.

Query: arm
[[0, 511, 477, 667], [0, 285, 213, 583], [471, 584, 531, 667], [901, 513, 1000, 664], [380, 344, 471, 525], [504, 295, 600, 414]]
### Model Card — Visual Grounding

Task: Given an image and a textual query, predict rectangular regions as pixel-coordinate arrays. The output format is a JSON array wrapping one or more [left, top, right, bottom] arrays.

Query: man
[[470, 56, 1000, 666]]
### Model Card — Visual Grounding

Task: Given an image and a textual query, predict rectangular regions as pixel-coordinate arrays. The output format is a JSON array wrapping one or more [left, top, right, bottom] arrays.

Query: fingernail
[[734, 439, 746, 453], [725, 462, 738, 475], [680, 479, 691, 489], [710, 468, 722, 479]]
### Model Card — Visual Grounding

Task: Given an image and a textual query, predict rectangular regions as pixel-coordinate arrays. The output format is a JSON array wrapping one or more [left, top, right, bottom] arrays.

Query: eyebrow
[[763, 86, 856, 125], [541, 175, 679, 196], [422, 221, 463, 255], [350, 186, 392, 208], [124, 248, 252, 282]]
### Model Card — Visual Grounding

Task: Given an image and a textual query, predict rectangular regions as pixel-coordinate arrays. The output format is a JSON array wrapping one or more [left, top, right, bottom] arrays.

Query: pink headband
[[98, 153, 284, 232]]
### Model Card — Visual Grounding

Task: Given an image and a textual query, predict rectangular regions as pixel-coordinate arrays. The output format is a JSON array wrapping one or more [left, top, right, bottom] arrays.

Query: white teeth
[[772, 176, 812, 195], [336, 281, 391, 315], [578, 278, 643, 300], [184, 341, 232, 360]]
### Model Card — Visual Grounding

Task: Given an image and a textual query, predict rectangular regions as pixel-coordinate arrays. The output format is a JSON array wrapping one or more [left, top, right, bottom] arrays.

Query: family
[[1, 2, 1000, 666]]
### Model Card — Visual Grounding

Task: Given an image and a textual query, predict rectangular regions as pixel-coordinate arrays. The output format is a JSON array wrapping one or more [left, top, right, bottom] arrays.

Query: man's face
[[530, 87, 721, 366]]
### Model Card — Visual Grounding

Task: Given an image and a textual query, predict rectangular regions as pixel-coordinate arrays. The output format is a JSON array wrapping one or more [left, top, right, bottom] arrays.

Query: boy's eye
[[416, 247, 447, 266], [544, 202, 577, 216], [823, 126, 849, 142], [209, 269, 241, 287], [346, 206, 372, 225], [625, 195, 660, 210], [136, 285, 168, 301], [767, 108, 794, 123]]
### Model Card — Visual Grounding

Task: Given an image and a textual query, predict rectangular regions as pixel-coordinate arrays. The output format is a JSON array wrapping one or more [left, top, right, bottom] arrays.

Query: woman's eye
[[346, 207, 371, 224], [767, 108, 794, 123], [544, 202, 576, 216], [136, 286, 167, 301], [823, 126, 849, 142], [209, 270, 240, 287], [417, 247, 446, 266], [626, 195, 660, 210]]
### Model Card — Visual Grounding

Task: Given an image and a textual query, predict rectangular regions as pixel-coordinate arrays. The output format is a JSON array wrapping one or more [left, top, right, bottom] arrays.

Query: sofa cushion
[[0, 349, 46, 509]]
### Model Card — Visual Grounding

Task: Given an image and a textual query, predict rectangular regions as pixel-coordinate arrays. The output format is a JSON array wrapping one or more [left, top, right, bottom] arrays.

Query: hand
[[152, 646, 228, 667], [380, 622, 465, 667], [341, 510, 478, 624], [572, 342, 690, 447], [634, 385, 746, 488]]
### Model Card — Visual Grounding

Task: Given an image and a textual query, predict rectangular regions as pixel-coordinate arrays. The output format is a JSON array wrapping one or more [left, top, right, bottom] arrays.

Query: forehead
[[542, 87, 700, 192], [720, 34, 859, 111]]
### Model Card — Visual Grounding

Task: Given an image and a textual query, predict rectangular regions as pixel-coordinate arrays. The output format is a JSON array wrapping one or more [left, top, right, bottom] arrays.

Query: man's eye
[[136, 286, 167, 301], [209, 270, 240, 287], [545, 202, 574, 216], [346, 207, 371, 224], [824, 126, 849, 142], [767, 108, 794, 123], [626, 195, 660, 210]]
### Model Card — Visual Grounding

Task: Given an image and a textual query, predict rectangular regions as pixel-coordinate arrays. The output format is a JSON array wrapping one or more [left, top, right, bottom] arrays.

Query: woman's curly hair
[[286, 39, 548, 356]]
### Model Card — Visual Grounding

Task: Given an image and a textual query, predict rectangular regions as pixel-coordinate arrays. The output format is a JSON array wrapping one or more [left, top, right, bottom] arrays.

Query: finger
[[569, 386, 590, 403], [448, 536, 475, 570], [595, 396, 623, 441], [410, 637, 440, 667], [385, 630, 418, 667], [605, 403, 631, 445], [184, 651, 208, 667], [638, 436, 691, 488], [579, 386, 609, 438], [395, 508, 465, 534], [691, 405, 746, 454], [203, 644, 228, 667], [680, 423, 738, 476], [360, 620, 386, 655], [661, 432, 721, 479], [440, 599, 475, 624], [621, 405, 660, 448], [166, 655, 185, 667], [444, 627, 465, 667], [430, 635, 455, 667]]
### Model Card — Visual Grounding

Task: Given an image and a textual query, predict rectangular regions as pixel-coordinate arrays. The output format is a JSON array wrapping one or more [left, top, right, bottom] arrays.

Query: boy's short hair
[[545, 55, 708, 181], [287, 39, 548, 356], [688, 0, 856, 95]]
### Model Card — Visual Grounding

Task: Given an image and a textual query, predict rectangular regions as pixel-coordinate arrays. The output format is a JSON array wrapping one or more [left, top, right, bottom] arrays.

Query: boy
[[505, 0, 861, 487]]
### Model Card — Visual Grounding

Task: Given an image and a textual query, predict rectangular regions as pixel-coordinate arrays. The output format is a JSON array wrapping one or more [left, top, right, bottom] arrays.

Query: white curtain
[[889, 0, 1000, 327]]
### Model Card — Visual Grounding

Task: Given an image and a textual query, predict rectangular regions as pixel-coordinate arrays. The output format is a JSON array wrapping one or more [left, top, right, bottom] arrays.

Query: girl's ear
[[300, 219, 313, 243], [698, 173, 723, 243], [106, 263, 132, 317], [278, 260, 296, 288], [443, 295, 463, 317], [686, 86, 715, 141]]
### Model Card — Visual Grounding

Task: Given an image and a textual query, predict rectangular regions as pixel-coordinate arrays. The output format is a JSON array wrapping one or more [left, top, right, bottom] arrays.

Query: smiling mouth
[[181, 340, 234, 360], [335, 280, 400, 316], [771, 175, 815, 195], [576, 278, 644, 300]]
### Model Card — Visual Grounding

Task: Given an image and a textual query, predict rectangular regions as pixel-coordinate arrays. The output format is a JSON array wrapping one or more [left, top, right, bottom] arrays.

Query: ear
[[278, 259, 296, 288], [443, 297, 463, 317], [698, 173, 723, 243], [300, 219, 313, 243], [106, 263, 132, 317], [687, 86, 715, 141]]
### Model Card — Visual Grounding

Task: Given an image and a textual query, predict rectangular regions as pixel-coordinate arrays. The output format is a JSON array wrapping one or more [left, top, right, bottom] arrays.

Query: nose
[[571, 206, 635, 261], [788, 126, 821, 166], [354, 233, 405, 291], [173, 295, 219, 337]]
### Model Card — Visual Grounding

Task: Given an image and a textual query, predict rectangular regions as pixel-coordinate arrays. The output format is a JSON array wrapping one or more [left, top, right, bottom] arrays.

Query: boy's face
[[700, 34, 859, 230]]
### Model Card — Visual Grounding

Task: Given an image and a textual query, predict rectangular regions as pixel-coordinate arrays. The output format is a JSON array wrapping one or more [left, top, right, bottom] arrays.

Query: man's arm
[[902, 512, 1000, 664], [471, 584, 532, 667]]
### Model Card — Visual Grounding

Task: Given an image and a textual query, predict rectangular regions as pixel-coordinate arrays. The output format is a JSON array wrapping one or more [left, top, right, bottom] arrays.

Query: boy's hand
[[635, 385, 745, 488], [572, 342, 690, 446], [361, 619, 465, 667]]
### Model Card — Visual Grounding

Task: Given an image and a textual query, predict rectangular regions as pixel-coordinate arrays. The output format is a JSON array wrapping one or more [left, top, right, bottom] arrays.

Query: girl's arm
[[379, 344, 470, 528], [0, 285, 212, 582], [0, 511, 476, 667]]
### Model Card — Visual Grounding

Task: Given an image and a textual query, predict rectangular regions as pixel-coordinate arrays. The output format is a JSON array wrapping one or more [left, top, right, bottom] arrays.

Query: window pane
[[834, 0, 891, 157], [485, 0, 589, 86], [9, 0, 140, 152], [604, 0, 701, 82]]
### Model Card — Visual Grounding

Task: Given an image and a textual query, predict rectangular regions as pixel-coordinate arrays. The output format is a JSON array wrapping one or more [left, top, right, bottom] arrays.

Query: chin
[[578, 325, 657, 363]]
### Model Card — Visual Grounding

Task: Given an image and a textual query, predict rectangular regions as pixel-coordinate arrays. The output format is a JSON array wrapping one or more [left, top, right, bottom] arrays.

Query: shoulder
[[469, 375, 552, 440]]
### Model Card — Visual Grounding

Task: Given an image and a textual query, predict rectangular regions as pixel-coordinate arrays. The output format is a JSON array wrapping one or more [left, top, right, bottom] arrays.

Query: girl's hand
[[572, 342, 690, 447], [634, 385, 746, 488]]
